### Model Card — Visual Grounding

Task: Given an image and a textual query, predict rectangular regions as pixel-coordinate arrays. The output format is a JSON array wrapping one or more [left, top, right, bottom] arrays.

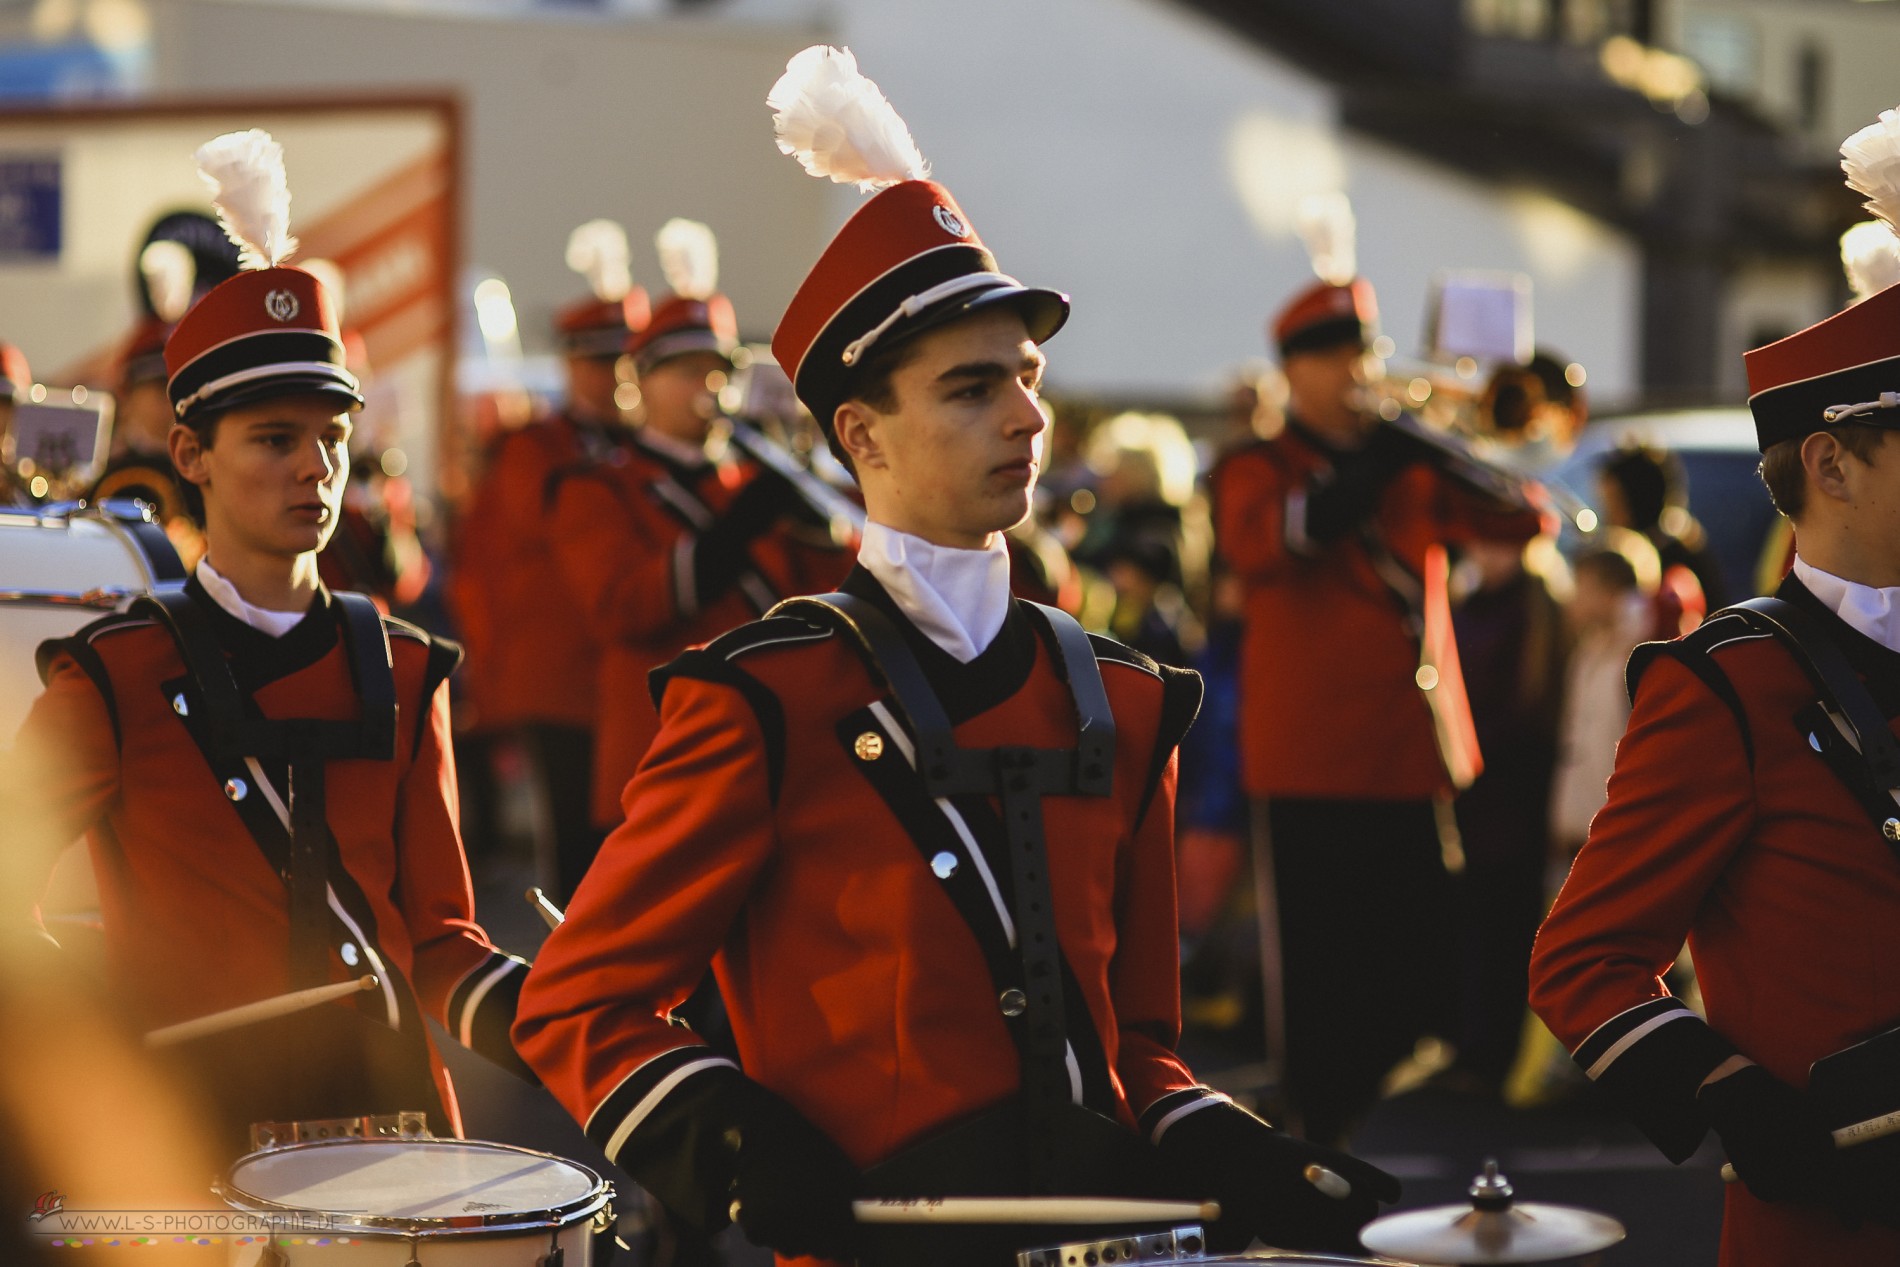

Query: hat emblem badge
[[264, 289, 301, 322], [932, 205, 969, 239]]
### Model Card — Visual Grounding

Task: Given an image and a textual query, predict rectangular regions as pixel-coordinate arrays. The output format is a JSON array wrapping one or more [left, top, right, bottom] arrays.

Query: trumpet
[[720, 414, 866, 547]]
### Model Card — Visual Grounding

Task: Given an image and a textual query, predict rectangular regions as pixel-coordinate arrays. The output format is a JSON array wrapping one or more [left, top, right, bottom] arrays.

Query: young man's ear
[[832, 400, 888, 474], [168, 422, 212, 492]]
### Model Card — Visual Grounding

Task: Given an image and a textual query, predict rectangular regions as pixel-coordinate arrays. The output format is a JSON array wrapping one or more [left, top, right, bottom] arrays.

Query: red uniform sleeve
[[514, 674, 774, 1164], [393, 679, 532, 1078], [3, 655, 120, 941], [550, 470, 691, 645], [1380, 466, 1546, 571], [1211, 448, 1304, 584], [1528, 653, 1749, 1160]]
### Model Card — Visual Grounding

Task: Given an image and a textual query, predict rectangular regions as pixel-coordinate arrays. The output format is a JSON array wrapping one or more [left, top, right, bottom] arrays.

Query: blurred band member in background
[[1212, 275, 1544, 1146], [451, 220, 649, 898]]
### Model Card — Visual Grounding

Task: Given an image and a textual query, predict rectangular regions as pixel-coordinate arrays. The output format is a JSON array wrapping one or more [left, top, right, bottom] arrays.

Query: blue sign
[[0, 155, 61, 259]]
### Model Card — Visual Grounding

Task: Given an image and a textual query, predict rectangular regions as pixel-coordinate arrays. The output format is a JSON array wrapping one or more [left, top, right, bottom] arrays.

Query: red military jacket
[[451, 411, 616, 733], [513, 572, 1214, 1233], [548, 430, 850, 827], [1529, 578, 1900, 1266], [1212, 422, 1543, 800], [8, 578, 529, 1139]]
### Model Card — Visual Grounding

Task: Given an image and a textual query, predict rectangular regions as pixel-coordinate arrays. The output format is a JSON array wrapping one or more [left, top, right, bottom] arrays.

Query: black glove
[[692, 469, 806, 602], [1156, 1101, 1400, 1254], [1300, 425, 1421, 545], [1698, 1064, 1841, 1206], [723, 1079, 862, 1260]]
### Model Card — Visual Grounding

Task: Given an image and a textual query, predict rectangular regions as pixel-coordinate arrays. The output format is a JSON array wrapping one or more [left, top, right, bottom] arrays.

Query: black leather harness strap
[[1730, 597, 1900, 791], [135, 589, 399, 988], [1727, 596, 1900, 849], [774, 592, 1114, 1191]]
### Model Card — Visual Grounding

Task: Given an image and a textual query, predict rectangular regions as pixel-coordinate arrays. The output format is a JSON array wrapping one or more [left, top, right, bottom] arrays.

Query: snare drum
[[217, 1138, 614, 1265]]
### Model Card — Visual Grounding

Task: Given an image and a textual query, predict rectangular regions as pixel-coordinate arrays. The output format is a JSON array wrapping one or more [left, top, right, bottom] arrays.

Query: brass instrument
[[721, 414, 865, 546]]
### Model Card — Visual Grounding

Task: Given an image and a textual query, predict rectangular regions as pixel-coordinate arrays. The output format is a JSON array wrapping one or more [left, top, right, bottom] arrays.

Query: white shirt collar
[[857, 521, 1012, 664], [195, 558, 311, 638], [1791, 555, 1900, 652]]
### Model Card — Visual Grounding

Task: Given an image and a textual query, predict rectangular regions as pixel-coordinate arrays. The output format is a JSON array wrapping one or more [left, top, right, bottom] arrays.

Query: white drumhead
[[226, 1139, 600, 1222]]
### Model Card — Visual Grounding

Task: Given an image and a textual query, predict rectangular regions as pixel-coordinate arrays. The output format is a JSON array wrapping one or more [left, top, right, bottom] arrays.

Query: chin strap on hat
[[839, 272, 1019, 367], [1822, 391, 1900, 424]]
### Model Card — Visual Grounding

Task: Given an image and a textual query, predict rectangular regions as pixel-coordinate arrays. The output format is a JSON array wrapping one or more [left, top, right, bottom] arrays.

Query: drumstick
[[144, 976, 379, 1048], [851, 1197, 1220, 1225], [1718, 1106, 1900, 1182], [527, 887, 566, 931]]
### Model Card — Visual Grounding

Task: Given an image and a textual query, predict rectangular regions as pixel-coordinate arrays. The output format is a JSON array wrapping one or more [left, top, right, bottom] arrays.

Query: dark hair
[[1526, 350, 1579, 410], [825, 337, 922, 472], [1758, 424, 1888, 520], [1599, 445, 1682, 531], [1574, 547, 1639, 594]]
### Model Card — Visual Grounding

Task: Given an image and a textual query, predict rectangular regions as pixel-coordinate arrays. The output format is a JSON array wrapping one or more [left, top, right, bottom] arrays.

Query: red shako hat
[[767, 46, 1068, 431], [1272, 278, 1378, 358], [165, 130, 360, 421], [629, 218, 739, 371], [121, 315, 172, 391], [1745, 282, 1900, 452], [1745, 107, 1900, 452], [559, 219, 651, 358]]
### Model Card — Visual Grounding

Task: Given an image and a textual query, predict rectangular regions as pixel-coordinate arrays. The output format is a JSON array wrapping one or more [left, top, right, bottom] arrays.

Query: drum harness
[[132, 587, 443, 1131], [775, 592, 1117, 1194]]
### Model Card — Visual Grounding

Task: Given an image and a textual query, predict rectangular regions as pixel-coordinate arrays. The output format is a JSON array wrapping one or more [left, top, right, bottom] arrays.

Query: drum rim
[[216, 1137, 612, 1236]]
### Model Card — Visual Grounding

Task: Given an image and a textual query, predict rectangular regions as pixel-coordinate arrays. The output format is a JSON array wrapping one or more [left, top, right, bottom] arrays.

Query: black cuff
[[1572, 999, 1738, 1163], [446, 952, 538, 1083], [584, 1049, 745, 1233]]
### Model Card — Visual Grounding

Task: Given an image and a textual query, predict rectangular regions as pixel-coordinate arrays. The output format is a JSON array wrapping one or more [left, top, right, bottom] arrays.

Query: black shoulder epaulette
[[543, 458, 611, 512], [1626, 612, 1771, 768], [32, 609, 155, 751], [646, 614, 834, 803], [1087, 635, 1205, 824], [379, 617, 464, 756]]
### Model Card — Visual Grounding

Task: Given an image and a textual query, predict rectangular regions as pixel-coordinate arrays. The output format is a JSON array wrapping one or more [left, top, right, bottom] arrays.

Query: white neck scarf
[[1792, 555, 1900, 652], [196, 558, 311, 638], [857, 521, 1012, 663], [636, 426, 712, 469]]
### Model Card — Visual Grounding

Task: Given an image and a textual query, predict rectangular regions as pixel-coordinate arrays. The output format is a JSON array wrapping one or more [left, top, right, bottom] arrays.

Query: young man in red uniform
[[1529, 268, 1900, 1262], [547, 238, 846, 835], [5, 133, 529, 1153], [516, 46, 1398, 1266], [1211, 280, 1543, 1144], [453, 222, 650, 897]]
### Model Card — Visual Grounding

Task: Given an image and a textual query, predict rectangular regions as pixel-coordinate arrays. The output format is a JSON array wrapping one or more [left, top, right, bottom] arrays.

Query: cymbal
[[1358, 1161, 1625, 1265]]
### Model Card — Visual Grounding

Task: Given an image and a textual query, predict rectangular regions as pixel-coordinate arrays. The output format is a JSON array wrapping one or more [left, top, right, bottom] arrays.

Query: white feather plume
[[139, 239, 196, 323], [1296, 192, 1356, 286], [767, 45, 928, 192], [1842, 107, 1900, 242], [1842, 220, 1900, 303], [656, 218, 718, 300], [195, 129, 297, 270], [565, 219, 632, 303]]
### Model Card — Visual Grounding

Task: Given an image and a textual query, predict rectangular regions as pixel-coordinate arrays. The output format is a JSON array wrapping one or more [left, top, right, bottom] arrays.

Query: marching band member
[[451, 219, 649, 898], [516, 47, 1398, 1265], [1529, 113, 1900, 1266], [1210, 269, 1544, 1145], [3, 131, 530, 1153], [546, 216, 848, 842]]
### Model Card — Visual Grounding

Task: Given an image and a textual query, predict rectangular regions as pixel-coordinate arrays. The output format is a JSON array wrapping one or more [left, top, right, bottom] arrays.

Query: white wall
[[147, 0, 832, 350], [726, 0, 1640, 404], [141, 0, 1640, 404]]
